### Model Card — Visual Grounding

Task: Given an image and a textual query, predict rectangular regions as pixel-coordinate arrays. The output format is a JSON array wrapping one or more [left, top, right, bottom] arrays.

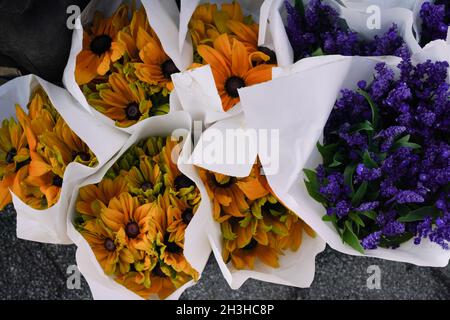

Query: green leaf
[[397, 206, 441, 223], [352, 181, 368, 206], [317, 142, 338, 166], [392, 134, 421, 151], [329, 152, 344, 168], [322, 214, 337, 223], [303, 168, 319, 185], [350, 121, 374, 133], [358, 89, 379, 129], [311, 47, 324, 57], [363, 150, 378, 168], [343, 221, 365, 254], [295, 0, 305, 15], [361, 210, 377, 220], [344, 163, 357, 195], [304, 180, 327, 204], [349, 212, 365, 227]]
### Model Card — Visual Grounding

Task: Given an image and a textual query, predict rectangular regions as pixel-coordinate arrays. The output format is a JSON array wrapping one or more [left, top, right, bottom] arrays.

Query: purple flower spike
[[361, 231, 382, 250]]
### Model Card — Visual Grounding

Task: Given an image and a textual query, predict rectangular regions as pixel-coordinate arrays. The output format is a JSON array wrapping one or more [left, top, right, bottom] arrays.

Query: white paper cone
[[63, 0, 181, 134], [239, 44, 450, 267], [67, 111, 212, 300], [0, 75, 128, 244], [190, 113, 326, 289]]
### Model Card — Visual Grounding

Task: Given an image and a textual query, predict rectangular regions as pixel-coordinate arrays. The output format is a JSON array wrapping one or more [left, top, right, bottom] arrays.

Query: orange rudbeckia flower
[[75, 5, 129, 85], [76, 176, 128, 218], [88, 72, 153, 128], [197, 34, 273, 111], [81, 218, 134, 275], [134, 35, 180, 92], [100, 193, 153, 260]]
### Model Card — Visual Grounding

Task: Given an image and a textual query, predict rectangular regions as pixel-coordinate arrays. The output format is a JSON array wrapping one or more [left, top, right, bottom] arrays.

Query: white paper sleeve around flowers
[[238, 42, 450, 267], [189, 114, 326, 289], [0, 75, 128, 244], [63, 0, 182, 134], [66, 111, 211, 300], [266, 0, 422, 67], [157, 0, 276, 124]]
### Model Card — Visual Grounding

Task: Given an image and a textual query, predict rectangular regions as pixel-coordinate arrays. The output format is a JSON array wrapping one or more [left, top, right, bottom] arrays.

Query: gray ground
[[1, 204, 449, 300]]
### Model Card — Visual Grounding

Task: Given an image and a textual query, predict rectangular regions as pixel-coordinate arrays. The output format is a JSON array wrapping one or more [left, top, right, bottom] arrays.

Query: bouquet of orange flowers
[[199, 162, 315, 270], [69, 2, 178, 129], [0, 86, 97, 211], [73, 121, 206, 299]]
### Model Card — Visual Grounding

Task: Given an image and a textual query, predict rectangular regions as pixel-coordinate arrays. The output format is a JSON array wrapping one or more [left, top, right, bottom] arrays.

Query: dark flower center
[[225, 76, 246, 98], [90, 34, 112, 55], [182, 208, 194, 225], [257, 46, 277, 64], [125, 222, 140, 239], [262, 201, 285, 214], [243, 238, 258, 251], [161, 59, 180, 79], [213, 176, 236, 188], [164, 234, 182, 253], [125, 102, 141, 121], [104, 238, 116, 252], [15, 158, 30, 172], [6, 148, 17, 164], [73, 151, 90, 162], [174, 174, 195, 190], [52, 175, 63, 187], [141, 181, 153, 192], [153, 265, 167, 278]]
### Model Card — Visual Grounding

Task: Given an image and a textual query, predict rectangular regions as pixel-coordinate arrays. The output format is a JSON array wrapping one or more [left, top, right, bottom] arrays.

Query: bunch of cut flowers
[[285, 0, 410, 62], [0, 87, 97, 211], [304, 51, 450, 252], [75, 4, 176, 128], [199, 161, 315, 269], [75, 135, 201, 299], [419, 0, 450, 46], [187, 1, 276, 112]]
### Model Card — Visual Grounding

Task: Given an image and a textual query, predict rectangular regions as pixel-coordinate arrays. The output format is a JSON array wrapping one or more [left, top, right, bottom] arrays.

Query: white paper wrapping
[[189, 113, 326, 289], [238, 41, 450, 267], [0, 75, 128, 244], [265, 0, 422, 67], [63, 0, 182, 134], [67, 111, 212, 299], [158, 0, 276, 124]]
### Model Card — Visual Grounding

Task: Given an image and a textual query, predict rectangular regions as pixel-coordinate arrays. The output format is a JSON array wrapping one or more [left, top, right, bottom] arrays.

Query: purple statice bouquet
[[420, 1, 450, 47], [285, 0, 408, 62], [304, 51, 450, 253]]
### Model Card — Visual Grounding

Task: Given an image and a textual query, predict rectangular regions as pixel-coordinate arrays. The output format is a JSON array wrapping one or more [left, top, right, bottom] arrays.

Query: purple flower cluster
[[420, 1, 450, 46], [285, 0, 408, 61], [308, 54, 450, 251]]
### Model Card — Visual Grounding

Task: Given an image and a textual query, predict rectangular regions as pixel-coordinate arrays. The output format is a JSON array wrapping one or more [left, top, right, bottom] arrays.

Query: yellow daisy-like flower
[[76, 176, 128, 218], [197, 34, 273, 111], [13, 88, 97, 209], [124, 155, 163, 199], [75, 5, 129, 85], [0, 118, 29, 178], [189, 1, 259, 53], [88, 72, 153, 128], [198, 165, 268, 223], [100, 192, 153, 260], [81, 218, 134, 275], [134, 33, 180, 92]]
